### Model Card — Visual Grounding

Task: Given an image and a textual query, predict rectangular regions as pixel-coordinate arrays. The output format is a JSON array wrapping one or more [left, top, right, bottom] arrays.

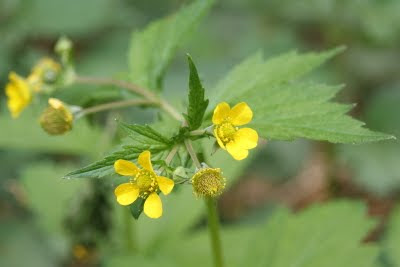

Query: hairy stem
[[184, 139, 201, 169], [158, 145, 180, 175], [205, 197, 224, 267], [74, 75, 183, 121], [76, 99, 154, 118]]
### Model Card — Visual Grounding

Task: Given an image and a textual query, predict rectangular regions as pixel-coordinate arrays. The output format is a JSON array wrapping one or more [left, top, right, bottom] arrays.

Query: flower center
[[191, 168, 226, 197], [216, 121, 237, 144], [133, 169, 158, 198]]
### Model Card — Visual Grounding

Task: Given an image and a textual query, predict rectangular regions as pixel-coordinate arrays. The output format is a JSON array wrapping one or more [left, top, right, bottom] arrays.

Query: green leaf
[[120, 122, 173, 145], [129, 198, 145, 220], [185, 54, 209, 130], [19, 162, 86, 258], [207, 47, 394, 144], [65, 122, 173, 179], [128, 0, 214, 91], [168, 201, 379, 267]]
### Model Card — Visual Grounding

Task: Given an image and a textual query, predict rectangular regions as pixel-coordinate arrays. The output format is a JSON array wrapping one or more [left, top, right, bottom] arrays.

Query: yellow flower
[[28, 58, 61, 92], [113, 151, 174, 219], [212, 102, 258, 160], [5, 72, 32, 118]]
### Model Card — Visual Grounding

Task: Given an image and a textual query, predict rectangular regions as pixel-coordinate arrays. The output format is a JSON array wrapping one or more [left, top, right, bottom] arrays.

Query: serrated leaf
[[207, 47, 394, 144], [185, 55, 209, 130], [65, 123, 173, 179], [120, 122, 173, 145], [130, 198, 145, 220], [128, 0, 214, 91]]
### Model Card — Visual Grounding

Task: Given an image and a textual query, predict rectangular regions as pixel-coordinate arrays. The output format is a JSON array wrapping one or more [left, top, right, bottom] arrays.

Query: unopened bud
[[191, 168, 226, 198], [55, 36, 73, 65], [40, 98, 73, 135]]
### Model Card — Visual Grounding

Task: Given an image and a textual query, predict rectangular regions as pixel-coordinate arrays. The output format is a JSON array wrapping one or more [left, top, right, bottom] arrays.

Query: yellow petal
[[229, 102, 253, 126], [226, 141, 249, 160], [138, 150, 153, 171], [5, 73, 32, 118], [214, 128, 226, 149], [157, 176, 174, 195], [234, 128, 258, 149], [114, 159, 139, 176], [212, 102, 230, 125], [114, 183, 139, 206], [144, 193, 162, 219]]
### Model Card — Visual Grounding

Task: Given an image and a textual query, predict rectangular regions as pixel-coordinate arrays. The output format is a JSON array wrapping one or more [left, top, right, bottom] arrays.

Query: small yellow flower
[[114, 151, 174, 219], [28, 58, 61, 92], [40, 98, 73, 135], [212, 102, 258, 160], [5, 72, 32, 118]]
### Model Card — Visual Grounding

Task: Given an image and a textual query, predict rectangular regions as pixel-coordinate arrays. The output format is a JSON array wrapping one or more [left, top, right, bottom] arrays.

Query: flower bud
[[40, 98, 73, 135], [191, 168, 226, 198], [55, 36, 73, 65]]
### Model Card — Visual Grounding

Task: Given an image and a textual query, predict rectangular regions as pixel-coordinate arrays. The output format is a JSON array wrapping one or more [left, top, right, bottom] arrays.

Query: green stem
[[74, 75, 183, 122], [123, 207, 137, 252], [205, 197, 224, 267], [75, 99, 154, 118], [184, 139, 201, 169]]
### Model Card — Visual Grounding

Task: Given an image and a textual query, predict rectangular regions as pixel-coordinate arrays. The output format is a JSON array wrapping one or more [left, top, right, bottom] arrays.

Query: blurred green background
[[1, 0, 399, 266]]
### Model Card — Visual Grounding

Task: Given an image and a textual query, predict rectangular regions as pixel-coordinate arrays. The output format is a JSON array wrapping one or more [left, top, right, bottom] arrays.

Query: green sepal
[[130, 198, 145, 220]]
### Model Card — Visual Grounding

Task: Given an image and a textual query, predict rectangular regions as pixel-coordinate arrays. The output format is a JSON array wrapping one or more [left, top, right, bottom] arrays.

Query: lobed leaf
[[65, 123, 173, 179], [185, 54, 209, 130], [128, 0, 214, 91], [206, 47, 394, 144]]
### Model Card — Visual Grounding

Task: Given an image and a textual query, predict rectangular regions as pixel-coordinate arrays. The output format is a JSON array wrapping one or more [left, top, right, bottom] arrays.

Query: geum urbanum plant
[[4, 0, 395, 266]]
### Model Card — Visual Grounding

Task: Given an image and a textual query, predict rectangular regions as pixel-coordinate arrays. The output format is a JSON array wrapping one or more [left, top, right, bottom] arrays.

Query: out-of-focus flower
[[5, 72, 32, 118], [28, 58, 61, 91], [40, 98, 73, 135], [192, 167, 225, 198], [114, 151, 174, 219], [212, 102, 258, 160]]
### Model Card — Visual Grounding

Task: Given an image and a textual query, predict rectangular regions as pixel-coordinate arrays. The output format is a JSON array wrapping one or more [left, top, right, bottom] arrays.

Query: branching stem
[[76, 99, 154, 118], [184, 139, 201, 169], [74, 75, 183, 121]]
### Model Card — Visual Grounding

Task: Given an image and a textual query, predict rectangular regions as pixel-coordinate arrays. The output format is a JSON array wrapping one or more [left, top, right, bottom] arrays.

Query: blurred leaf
[[0, 109, 102, 157], [338, 143, 400, 196], [21, 163, 86, 235], [380, 205, 400, 266], [24, 0, 121, 36], [20, 163, 88, 256], [168, 201, 378, 267], [128, 0, 214, 91], [207, 48, 394, 144], [104, 253, 177, 267], [337, 87, 400, 196], [0, 221, 57, 267], [185, 54, 209, 130], [65, 122, 173, 179]]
